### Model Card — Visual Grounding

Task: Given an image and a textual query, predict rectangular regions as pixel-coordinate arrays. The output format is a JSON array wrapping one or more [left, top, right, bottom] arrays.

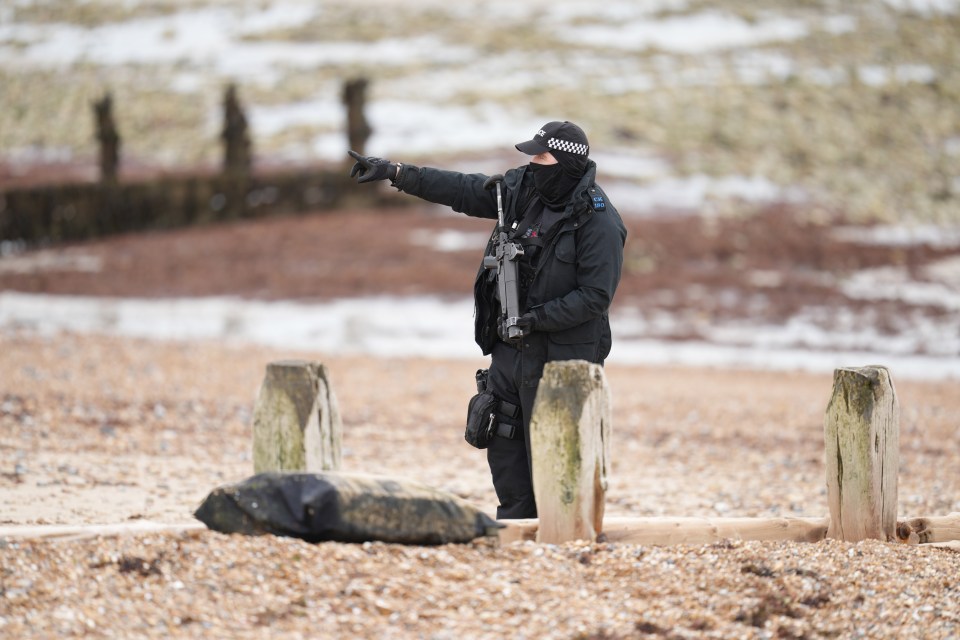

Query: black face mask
[[527, 162, 581, 208]]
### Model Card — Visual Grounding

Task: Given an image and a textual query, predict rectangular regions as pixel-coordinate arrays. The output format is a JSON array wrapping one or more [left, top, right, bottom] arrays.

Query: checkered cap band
[[546, 137, 588, 156]]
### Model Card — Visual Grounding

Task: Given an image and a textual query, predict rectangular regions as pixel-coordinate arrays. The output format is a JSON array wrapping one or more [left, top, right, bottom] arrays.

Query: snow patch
[[2, 292, 957, 380], [556, 11, 809, 54]]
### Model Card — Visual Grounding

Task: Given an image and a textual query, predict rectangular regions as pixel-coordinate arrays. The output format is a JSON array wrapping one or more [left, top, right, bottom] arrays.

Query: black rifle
[[482, 175, 525, 343]]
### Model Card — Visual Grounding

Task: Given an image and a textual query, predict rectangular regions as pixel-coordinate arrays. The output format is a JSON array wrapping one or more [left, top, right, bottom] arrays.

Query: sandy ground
[[2, 332, 959, 527], [1, 331, 959, 638], [2, 206, 960, 638]]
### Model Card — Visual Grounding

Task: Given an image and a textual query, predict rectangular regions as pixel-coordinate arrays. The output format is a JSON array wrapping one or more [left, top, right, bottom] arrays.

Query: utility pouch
[[465, 391, 499, 450], [475, 368, 489, 394]]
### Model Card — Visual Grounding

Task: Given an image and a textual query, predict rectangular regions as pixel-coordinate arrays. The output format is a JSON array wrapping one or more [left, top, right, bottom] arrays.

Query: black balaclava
[[514, 121, 590, 208], [528, 156, 585, 208]]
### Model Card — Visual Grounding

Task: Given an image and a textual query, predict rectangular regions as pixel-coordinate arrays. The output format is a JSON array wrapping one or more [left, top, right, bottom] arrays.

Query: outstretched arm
[[393, 164, 500, 220], [347, 150, 502, 220]]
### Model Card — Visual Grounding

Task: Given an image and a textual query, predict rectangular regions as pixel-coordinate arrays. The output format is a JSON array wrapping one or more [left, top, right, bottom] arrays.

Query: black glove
[[515, 311, 540, 335], [483, 174, 504, 191], [348, 149, 398, 184]]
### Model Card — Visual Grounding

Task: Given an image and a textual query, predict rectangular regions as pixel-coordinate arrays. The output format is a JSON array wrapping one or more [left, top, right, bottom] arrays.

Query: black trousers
[[485, 342, 540, 519]]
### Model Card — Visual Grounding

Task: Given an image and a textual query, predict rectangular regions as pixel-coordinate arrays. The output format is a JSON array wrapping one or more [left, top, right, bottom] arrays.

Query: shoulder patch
[[588, 186, 606, 212]]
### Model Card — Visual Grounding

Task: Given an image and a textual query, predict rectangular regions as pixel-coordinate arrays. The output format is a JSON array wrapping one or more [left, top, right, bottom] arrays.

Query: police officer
[[349, 121, 626, 519]]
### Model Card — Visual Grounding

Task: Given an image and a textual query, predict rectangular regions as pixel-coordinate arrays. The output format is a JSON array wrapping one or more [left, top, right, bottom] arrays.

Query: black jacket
[[394, 160, 626, 387]]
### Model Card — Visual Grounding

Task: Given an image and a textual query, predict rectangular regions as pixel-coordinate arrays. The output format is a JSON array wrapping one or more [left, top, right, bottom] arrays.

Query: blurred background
[[1, 0, 959, 377]]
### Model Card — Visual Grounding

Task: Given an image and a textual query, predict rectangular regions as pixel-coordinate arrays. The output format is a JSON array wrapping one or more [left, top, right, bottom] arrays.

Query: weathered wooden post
[[222, 83, 252, 176], [824, 366, 899, 541], [530, 360, 611, 544], [342, 78, 372, 155], [253, 361, 342, 473], [93, 92, 120, 183]]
